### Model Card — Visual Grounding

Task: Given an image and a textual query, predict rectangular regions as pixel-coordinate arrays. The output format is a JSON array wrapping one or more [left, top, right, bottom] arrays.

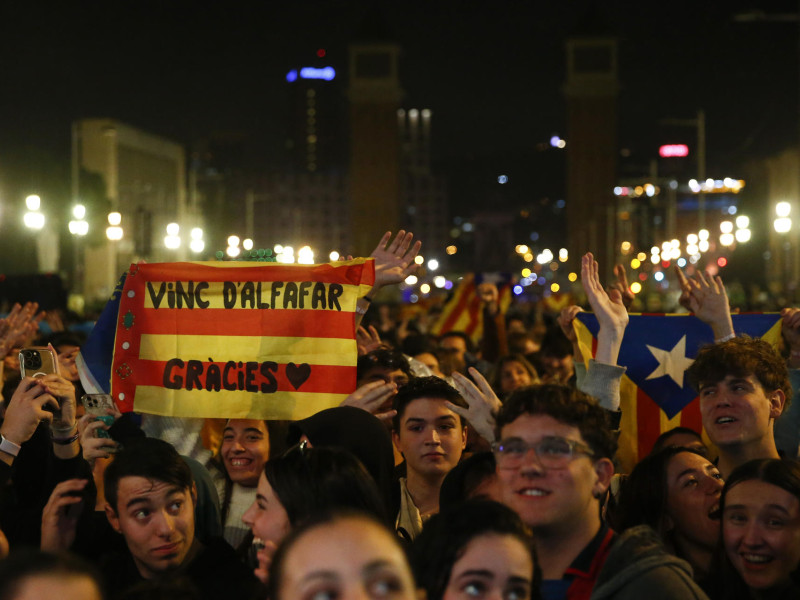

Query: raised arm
[[355, 230, 422, 326], [675, 267, 734, 341], [449, 368, 503, 444], [581, 253, 628, 366]]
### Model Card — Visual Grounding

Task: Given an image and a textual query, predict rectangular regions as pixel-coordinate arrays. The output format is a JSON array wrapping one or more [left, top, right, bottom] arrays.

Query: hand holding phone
[[81, 394, 120, 448]]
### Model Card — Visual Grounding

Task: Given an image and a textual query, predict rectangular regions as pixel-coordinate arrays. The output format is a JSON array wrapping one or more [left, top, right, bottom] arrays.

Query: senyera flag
[[92, 259, 373, 420], [430, 273, 512, 345], [574, 312, 782, 472]]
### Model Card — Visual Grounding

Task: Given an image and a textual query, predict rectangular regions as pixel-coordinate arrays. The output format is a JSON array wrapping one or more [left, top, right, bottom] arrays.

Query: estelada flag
[[430, 273, 512, 344], [574, 312, 782, 473], [108, 259, 374, 420]]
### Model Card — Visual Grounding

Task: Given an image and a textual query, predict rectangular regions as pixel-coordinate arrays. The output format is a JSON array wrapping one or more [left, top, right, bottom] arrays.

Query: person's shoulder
[[188, 538, 266, 600], [592, 526, 709, 600]]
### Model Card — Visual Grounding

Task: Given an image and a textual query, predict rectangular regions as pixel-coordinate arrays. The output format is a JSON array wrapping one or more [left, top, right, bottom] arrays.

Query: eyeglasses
[[492, 436, 595, 470]]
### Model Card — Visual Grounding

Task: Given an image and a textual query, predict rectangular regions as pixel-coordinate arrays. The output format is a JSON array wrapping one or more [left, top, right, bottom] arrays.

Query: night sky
[[0, 1, 798, 214]]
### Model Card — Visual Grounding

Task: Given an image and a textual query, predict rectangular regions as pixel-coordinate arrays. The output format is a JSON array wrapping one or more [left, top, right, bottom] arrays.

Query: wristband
[[355, 305, 367, 315], [52, 431, 80, 445], [0, 434, 22, 457], [363, 295, 373, 303], [715, 333, 735, 344]]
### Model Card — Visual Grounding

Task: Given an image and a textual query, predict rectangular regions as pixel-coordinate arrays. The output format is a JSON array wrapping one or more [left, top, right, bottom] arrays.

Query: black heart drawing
[[286, 362, 312, 390]]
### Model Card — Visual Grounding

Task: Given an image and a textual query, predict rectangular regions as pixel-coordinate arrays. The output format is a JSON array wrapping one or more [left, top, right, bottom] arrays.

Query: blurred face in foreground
[[277, 516, 418, 600], [13, 575, 102, 600], [723, 479, 800, 594], [443, 533, 533, 600]]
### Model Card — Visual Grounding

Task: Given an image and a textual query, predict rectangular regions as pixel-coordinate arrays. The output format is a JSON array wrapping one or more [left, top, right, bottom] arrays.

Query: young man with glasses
[[494, 386, 709, 600], [494, 384, 616, 598]]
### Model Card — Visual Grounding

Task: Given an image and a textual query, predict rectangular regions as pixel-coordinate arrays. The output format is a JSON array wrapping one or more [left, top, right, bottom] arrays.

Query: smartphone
[[19, 347, 61, 422], [81, 394, 117, 442], [19, 347, 58, 378]]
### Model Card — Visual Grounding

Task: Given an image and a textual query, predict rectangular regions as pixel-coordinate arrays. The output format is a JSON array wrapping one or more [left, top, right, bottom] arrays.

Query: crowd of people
[[0, 230, 800, 600]]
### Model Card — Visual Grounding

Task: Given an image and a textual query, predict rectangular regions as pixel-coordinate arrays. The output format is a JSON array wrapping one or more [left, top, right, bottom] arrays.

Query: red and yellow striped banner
[[110, 259, 374, 420]]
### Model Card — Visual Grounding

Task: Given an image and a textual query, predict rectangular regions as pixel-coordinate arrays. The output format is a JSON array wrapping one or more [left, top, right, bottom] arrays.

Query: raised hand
[[0, 302, 45, 358], [370, 231, 422, 289], [36, 373, 78, 431], [557, 305, 584, 362], [675, 267, 734, 340], [450, 368, 502, 444], [782, 308, 800, 368], [0, 377, 58, 448], [339, 381, 398, 422], [557, 305, 583, 345], [356, 325, 383, 356], [610, 264, 635, 310], [40, 478, 87, 552], [581, 253, 628, 365], [79, 414, 120, 466], [582, 254, 629, 334]]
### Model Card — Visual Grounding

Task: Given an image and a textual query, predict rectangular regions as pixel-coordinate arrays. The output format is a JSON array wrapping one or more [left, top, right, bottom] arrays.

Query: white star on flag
[[645, 335, 695, 387]]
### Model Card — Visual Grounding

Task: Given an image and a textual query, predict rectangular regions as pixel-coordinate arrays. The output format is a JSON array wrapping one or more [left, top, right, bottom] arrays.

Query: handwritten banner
[[110, 259, 374, 420]]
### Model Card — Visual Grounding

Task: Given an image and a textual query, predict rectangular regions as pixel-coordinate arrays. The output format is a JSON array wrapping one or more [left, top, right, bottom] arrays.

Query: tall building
[[284, 53, 346, 174], [347, 25, 403, 255], [72, 118, 188, 301], [563, 32, 619, 275], [398, 108, 449, 249]]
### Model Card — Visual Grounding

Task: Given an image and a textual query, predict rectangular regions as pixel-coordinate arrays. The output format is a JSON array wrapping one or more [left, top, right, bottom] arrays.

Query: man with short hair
[[101, 438, 262, 599], [495, 385, 615, 597], [391, 376, 467, 539], [494, 384, 708, 599], [686, 336, 789, 477]]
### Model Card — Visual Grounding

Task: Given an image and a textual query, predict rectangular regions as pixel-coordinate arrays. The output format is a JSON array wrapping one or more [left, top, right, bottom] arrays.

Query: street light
[[190, 228, 204, 253], [23, 194, 44, 230], [775, 202, 792, 233], [226, 235, 240, 258], [164, 223, 181, 249], [68, 204, 88, 235], [106, 212, 123, 241]]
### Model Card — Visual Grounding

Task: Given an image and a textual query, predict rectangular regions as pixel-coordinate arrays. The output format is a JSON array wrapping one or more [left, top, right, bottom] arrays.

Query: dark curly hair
[[686, 336, 791, 408], [496, 384, 617, 460]]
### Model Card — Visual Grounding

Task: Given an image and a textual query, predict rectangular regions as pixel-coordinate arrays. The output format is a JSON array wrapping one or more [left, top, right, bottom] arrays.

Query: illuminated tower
[[348, 21, 402, 255], [564, 31, 619, 273], [285, 53, 345, 173]]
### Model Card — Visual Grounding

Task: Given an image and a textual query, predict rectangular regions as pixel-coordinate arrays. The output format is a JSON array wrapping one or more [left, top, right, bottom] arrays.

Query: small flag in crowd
[[574, 312, 782, 472], [430, 273, 512, 344]]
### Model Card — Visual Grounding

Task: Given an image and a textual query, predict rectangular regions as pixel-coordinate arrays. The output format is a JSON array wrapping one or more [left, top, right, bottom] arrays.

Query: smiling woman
[[712, 459, 800, 600], [612, 447, 724, 585]]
